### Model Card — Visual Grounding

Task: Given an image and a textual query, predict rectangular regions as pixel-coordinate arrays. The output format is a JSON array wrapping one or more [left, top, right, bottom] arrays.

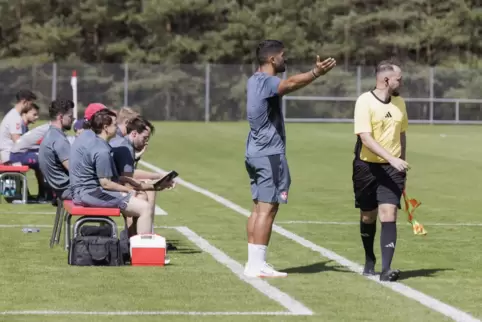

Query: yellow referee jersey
[[353, 91, 408, 163]]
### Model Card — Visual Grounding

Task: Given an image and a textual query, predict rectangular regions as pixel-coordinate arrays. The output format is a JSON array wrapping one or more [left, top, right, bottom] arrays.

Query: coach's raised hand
[[313, 56, 336, 76]]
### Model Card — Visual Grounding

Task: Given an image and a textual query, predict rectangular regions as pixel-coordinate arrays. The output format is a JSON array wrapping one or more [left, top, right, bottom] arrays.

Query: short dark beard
[[275, 63, 286, 74]]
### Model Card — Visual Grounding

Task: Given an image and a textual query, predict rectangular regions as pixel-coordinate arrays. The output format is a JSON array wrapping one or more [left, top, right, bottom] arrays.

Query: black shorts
[[352, 159, 406, 211]]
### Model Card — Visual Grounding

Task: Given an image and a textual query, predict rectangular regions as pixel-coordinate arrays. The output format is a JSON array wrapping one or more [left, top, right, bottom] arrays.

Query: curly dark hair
[[16, 90, 37, 102], [49, 99, 74, 120]]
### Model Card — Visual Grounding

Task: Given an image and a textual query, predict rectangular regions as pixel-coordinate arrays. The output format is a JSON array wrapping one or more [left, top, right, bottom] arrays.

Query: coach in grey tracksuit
[[243, 40, 336, 278]]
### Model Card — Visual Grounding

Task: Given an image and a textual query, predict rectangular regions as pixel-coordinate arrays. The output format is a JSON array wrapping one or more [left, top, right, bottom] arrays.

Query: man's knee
[[378, 204, 397, 222], [135, 191, 148, 201], [360, 209, 377, 223], [124, 195, 152, 217], [257, 201, 278, 217]]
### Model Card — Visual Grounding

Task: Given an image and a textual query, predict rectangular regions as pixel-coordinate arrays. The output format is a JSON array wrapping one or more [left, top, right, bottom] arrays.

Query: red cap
[[84, 103, 107, 121]]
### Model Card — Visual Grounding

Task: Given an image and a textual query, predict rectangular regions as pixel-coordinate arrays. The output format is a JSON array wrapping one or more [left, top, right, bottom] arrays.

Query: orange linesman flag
[[402, 190, 427, 236]]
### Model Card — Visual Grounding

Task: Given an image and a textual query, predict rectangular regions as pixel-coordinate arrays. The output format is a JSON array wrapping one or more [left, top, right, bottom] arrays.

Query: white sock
[[247, 243, 257, 266], [252, 244, 267, 270]]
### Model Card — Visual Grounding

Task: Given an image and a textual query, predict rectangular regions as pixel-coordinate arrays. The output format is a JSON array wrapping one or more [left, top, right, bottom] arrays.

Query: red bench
[[0, 165, 30, 204], [63, 200, 120, 216], [58, 200, 121, 250]]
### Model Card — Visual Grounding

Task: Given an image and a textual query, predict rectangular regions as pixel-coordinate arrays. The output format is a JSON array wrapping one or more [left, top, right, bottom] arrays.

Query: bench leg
[[64, 213, 72, 251], [20, 174, 27, 204], [0, 173, 7, 203], [49, 201, 63, 248], [55, 207, 65, 246], [50, 200, 65, 248]]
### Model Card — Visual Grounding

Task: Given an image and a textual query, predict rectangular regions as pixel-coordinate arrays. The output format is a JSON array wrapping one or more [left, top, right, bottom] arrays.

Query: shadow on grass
[[282, 261, 350, 274]]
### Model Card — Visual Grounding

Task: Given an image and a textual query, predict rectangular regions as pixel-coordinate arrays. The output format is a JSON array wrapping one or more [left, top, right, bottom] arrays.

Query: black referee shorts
[[352, 159, 406, 211]]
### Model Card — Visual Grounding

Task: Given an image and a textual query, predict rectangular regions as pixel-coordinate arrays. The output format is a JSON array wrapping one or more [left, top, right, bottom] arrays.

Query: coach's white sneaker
[[244, 263, 287, 278]]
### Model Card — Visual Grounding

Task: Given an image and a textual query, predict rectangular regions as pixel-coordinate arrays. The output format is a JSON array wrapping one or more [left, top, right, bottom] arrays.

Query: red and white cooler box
[[129, 234, 166, 266]]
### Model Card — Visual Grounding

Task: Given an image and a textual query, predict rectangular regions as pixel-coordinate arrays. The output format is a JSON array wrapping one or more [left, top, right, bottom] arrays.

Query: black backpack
[[68, 216, 123, 266]]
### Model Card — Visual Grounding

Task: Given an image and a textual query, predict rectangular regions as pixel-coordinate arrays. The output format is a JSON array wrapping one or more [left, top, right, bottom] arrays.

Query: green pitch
[[1, 122, 481, 322]]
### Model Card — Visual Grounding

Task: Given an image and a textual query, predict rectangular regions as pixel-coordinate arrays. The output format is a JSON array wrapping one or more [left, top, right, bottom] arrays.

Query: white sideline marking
[[154, 206, 168, 216], [277, 221, 482, 227], [8, 208, 167, 216], [139, 160, 481, 322], [0, 311, 299, 316], [10, 212, 55, 215], [8, 209, 168, 216], [0, 225, 176, 229], [9, 213, 481, 227], [0, 224, 53, 228], [175, 226, 313, 316]]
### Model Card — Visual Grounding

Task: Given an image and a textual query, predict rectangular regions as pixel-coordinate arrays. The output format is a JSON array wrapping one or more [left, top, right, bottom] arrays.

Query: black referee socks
[[381, 222, 397, 272], [360, 221, 376, 263]]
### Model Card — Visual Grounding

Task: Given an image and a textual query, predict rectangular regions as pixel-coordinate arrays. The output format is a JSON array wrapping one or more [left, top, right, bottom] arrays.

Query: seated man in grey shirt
[[39, 99, 75, 200], [69, 109, 169, 235], [110, 116, 174, 237]]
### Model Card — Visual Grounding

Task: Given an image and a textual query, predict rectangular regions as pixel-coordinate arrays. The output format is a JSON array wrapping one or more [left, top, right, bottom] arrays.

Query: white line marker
[[6, 208, 167, 216], [0, 225, 176, 229], [0, 311, 299, 316], [276, 221, 482, 227], [175, 226, 312, 316], [8, 214, 480, 227], [139, 160, 481, 322], [7, 209, 168, 216], [0, 224, 53, 228], [9, 212, 55, 215], [154, 206, 168, 216]]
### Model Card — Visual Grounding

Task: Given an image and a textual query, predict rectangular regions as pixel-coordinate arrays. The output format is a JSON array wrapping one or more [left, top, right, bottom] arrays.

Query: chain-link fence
[[0, 63, 481, 123]]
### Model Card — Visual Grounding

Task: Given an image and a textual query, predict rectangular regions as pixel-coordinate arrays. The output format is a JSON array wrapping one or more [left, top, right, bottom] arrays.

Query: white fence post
[[429, 67, 434, 124], [205, 63, 211, 123], [124, 63, 129, 107], [282, 70, 287, 119], [51, 63, 57, 100], [356, 66, 361, 96]]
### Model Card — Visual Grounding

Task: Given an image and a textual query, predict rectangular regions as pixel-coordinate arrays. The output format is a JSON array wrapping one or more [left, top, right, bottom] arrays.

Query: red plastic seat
[[63, 200, 120, 217], [0, 165, 29, 173]]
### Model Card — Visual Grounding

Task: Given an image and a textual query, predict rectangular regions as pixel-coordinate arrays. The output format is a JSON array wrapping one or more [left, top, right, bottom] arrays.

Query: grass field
[[1, 122, 482, 322]]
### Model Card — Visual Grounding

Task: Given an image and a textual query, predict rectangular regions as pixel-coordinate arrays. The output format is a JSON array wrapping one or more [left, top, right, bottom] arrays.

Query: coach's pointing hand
[[389, 157, 410, 172], [313, 56, 336, 76]]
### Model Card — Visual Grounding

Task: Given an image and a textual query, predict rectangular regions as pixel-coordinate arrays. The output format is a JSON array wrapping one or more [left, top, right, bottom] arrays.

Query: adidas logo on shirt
[[385, 112, 392, 118]]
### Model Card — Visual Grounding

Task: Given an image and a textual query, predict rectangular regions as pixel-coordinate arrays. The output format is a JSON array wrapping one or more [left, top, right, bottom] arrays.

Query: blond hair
[[117, 106, 139, 124]]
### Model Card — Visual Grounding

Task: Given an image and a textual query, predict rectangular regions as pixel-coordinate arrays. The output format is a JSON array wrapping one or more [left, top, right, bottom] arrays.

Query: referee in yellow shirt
[[352, 60, 409, 282]]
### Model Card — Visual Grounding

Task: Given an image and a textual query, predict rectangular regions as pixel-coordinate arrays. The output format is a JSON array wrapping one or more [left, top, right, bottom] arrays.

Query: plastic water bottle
[[22, 228, 40, 233], [7, 179, 14, 197], [3, 179, 11, 197], [12, 178, 17, 197]]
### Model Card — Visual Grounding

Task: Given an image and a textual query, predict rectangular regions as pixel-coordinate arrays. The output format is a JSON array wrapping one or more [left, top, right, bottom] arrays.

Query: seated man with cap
[[39, 99, 75, 201]]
